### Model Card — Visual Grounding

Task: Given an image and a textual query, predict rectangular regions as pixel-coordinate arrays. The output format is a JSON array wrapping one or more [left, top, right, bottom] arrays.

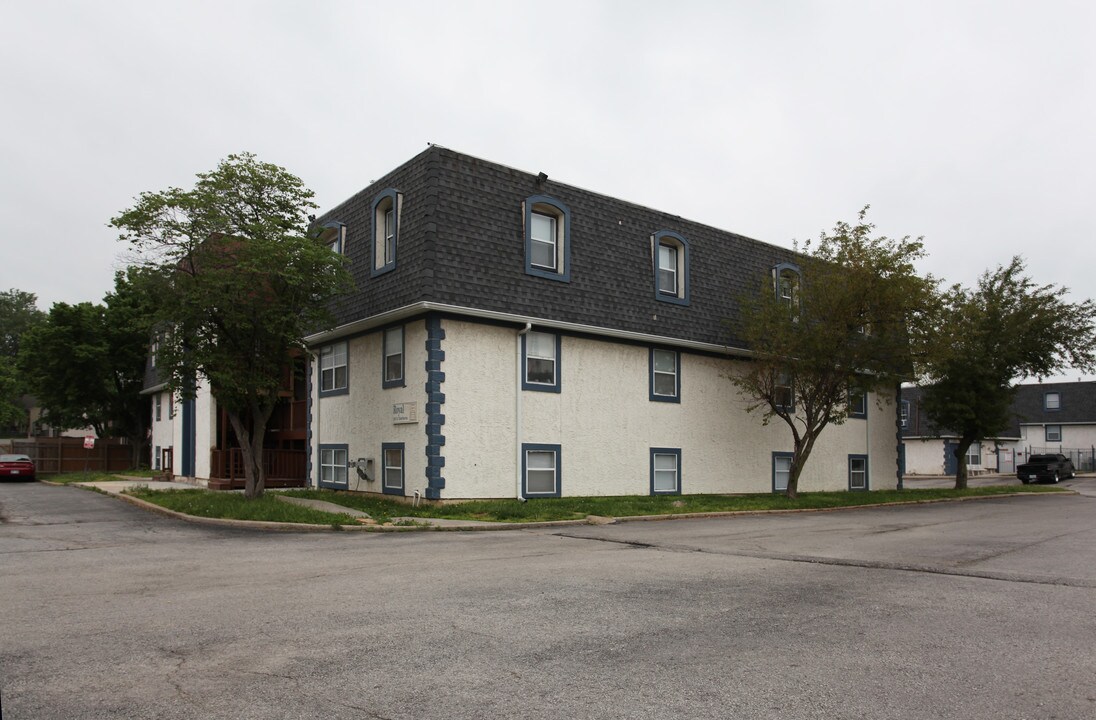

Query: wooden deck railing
[[210, 448, 307, 481]]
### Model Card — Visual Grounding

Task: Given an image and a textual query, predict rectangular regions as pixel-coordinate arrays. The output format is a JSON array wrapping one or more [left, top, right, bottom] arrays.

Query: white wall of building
[[149, 390, 174, 471], [1019, 423, 1096, 451]]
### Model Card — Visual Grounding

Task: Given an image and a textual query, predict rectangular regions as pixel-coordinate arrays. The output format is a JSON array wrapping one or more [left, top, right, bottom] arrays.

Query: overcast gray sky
[[2, 1, 1093, 376]]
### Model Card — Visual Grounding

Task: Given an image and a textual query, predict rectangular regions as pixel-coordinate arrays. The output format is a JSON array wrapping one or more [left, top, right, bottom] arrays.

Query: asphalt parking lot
[[2, 480, 1095, 719]]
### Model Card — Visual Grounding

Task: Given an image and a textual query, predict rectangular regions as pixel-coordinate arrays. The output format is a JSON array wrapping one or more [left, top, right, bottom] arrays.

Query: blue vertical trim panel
[[181, 382, 196, 477], [424, 315, 447, 499], [306, 356, 314, 487]]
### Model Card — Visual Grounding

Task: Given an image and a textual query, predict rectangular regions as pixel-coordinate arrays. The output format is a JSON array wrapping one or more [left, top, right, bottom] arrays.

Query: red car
[[0, 454, 36, 481]]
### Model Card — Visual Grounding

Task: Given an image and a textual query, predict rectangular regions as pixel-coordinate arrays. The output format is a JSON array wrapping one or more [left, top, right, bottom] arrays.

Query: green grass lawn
[[124, 488, 360, 526]]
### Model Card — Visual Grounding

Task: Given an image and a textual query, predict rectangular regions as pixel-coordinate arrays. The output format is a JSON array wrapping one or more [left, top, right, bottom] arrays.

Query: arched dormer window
[[773, 262, 801, 308], [371, 188, 401, 276], [653, 231, 690, 306], [523, 195, 571, 282], [318, 222, 345, 255]]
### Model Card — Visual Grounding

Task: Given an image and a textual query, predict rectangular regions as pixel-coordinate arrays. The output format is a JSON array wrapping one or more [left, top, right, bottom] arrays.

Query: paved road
[[2, 481, 1095, 719]]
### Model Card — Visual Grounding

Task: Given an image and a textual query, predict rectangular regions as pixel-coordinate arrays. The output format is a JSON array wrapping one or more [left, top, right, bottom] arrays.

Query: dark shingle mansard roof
[[313, 146, 800, 349]]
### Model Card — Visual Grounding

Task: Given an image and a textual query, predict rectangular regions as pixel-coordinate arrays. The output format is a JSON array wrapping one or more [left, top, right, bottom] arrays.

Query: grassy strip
[[44, 471, 139, 485], [284, 484, 1068, 524], [124, 488, 359, 526]]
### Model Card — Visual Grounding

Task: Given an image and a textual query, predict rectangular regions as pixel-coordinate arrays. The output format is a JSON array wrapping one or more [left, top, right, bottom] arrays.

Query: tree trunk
[[226, 399, 274, 500], [952, 437, 974, 490], [785, 432, 821, 499]]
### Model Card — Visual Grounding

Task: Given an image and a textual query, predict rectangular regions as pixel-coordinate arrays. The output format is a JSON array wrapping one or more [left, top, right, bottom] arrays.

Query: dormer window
[[524, 195, 570, 282], [319, 222, 345, 255], [371, 188, 401, 276], [773, 263, 801, 308], [1044, 392, 1061, 411], [652, 231, 689, 306]]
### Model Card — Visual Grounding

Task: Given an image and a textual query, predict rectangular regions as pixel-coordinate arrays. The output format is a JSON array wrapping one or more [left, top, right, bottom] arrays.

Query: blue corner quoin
[[424, 316, 447, 499]]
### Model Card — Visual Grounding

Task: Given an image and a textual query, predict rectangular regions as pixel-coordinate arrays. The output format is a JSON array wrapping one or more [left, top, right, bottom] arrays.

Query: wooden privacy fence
[[11, 437, 133, 475]]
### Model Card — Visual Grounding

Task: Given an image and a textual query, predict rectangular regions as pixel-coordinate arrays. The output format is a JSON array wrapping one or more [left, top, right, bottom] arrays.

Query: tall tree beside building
[[731, 209, 937, 497], [111, 152, 350, 498], [920, 257, 1096, 489]]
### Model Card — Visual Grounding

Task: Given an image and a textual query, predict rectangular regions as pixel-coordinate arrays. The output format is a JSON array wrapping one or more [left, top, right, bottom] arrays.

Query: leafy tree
[[920, 257, 1096, 488], [0, 289, 44, 434], [731, 209, 937, 497], [17, 269, 156, 466], [111, 152, 350, 498]]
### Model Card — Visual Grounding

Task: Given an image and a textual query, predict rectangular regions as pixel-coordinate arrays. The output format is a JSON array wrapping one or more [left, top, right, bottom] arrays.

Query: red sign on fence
[[83, 436, 95, 450]]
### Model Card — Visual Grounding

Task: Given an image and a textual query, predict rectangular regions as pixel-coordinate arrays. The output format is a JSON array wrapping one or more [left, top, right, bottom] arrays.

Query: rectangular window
[[319, 445, 348, 488], [155, 394, 162, 422], [1044, 392, 1060, 411], [530, 212, 557, 270], [848, 455, 868, 491], [523, 443, 561, 497], [383, 326, 404, 388], [523, 331, 560, 392], [382, 442, 404, 495], [657, 243, 677, 295], [650, 348, 680, 402], [848, 386, 867, 419], [774, 372, 794, 410], [319, 342, 348, 395], [650, 448, 681, 495], [1046, 425, 1062, 442], [966, 442, 981, 467], [900, 400, 910, 428], [773, 452, 793, 493], [154, 445, 161, 471]]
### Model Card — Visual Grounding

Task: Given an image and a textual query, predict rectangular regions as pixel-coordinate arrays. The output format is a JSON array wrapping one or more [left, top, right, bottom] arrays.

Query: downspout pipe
[[516, 323, 532, 500]]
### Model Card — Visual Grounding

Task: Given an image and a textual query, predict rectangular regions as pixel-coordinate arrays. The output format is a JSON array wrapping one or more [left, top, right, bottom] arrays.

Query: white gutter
[[139, 383, 167, 396], [305, 301, 754, 358], [516, 323, 532, 500]]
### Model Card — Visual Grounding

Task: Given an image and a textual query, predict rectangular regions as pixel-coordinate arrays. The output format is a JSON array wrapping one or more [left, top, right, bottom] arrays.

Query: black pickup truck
[[1016, 454, 1076, 484]]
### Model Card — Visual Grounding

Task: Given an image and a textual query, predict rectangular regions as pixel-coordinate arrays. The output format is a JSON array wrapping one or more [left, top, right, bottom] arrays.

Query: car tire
[[1053, 471, 1060, 484], [1020, 476, 1031, 485]]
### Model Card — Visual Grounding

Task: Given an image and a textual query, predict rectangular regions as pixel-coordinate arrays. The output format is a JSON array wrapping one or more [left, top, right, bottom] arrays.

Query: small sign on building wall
[[392, 402, 419, 424], [83, 436, 96, 450]]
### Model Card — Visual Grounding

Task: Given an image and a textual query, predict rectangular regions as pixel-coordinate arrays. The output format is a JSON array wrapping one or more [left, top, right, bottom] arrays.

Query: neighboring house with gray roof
[[900, 381, 1096, 475], [304, 146, 901, 500]]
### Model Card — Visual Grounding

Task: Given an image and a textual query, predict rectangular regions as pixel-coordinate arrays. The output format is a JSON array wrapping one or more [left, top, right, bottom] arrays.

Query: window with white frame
[[383, 326, 404, 388], [319, 222, 345, 255], [653, 231, 689, 305], [651, 448, 681, 494], [849, 455, 868, 491], [154, 445, 161, 471], [1044, 392, 1061, 411], [966, 442, 982, 467], [774, 371, 794, 410], [155, 393, 162, 422], [650, 348, 679, 401], [371, 189, 400, 275], [524, 196, 570, 281], [773, 453, 793, 493], [1046, 425, 1062, 442], [382, 443, 404, 495], [848, 386, 867, 418], [900, 400, 910, 427], [319, 342, 348, 395], [774, 263, 801, 309], [523, 331, 560, 392], [319, 446, 348, 487], [523, 444, 560, 497]]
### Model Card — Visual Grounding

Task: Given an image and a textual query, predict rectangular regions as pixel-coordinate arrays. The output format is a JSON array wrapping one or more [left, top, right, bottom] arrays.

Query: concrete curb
[[48, 479, 1077, 533]]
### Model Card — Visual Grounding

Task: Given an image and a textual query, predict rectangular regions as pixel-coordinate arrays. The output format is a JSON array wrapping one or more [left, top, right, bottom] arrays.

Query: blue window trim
[[1043, 391, 1061, 412], [521, 330, 561, 393], [381, 442, 405, 495], [848, 454, 869, 491], [848, 386, 867, 419], [382, 325, 405, 389], [653, 231, 690, 306], [649, 347, 680, 403], [318, 443, 349, 489], [899, 399, 910, 428], [775, 372, 795, 413], [321, 221, 346, 255], [649, 447, 682, 496], [524, 195, 571, 282], [370, 188, 399, 277], [522, 442, 562, 498], [1045, 425, 1061, 442], [772, 451, 794, 494], [317, 341, 349, 398]]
